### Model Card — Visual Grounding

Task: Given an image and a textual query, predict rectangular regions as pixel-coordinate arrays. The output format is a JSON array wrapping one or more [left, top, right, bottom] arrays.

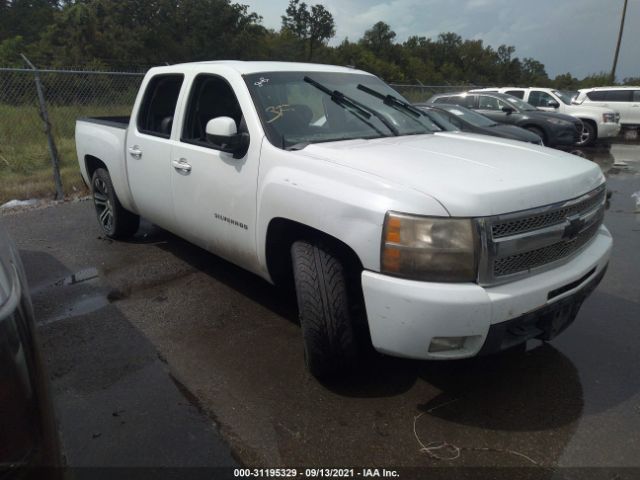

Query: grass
[[0, 103, 132, 204]]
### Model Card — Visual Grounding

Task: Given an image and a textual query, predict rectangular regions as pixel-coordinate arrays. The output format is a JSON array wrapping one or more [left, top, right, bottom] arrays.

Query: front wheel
[[576, 121, 596, 147], [291, 240, 359, 379], [91, 168, 139, 239]]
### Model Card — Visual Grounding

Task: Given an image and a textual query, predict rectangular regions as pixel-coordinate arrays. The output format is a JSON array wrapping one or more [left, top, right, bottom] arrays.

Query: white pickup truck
[[76, 61, 612, 378]]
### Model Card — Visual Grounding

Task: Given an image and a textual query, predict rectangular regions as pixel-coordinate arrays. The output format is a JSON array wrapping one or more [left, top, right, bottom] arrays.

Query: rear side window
[[634, 91, 640, 102], [137, 74, 184, 138], [606, 90, 632, 102], [505, 90, 524, 99]]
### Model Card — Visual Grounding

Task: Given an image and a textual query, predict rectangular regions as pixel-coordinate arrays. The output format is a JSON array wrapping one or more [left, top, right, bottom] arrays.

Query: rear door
[[169, 73, 261, 271], [127, 74, 184, 227]]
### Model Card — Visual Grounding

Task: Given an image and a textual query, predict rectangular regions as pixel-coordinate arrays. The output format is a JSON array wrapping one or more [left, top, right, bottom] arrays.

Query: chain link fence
[[0, 66, 144, 203], [389, 84, 480, 103]]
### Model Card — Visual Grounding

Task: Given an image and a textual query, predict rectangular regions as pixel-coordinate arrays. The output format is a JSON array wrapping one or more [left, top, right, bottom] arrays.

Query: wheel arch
[[85, 155, 108, 182], [265, 217, 365, 289], [520, 123, 548, 144]]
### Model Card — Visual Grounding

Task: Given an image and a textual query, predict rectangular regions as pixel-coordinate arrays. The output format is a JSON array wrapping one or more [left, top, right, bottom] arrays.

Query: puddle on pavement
[[570, 143, 640, 177]]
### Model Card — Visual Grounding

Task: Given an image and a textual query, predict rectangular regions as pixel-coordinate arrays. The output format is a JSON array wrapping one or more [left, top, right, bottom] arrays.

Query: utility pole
[[611, 0, 628, 84]]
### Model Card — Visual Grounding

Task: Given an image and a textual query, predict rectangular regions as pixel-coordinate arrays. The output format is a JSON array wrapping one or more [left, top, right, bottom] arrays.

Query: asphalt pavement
[[2, 143, 639, 478]]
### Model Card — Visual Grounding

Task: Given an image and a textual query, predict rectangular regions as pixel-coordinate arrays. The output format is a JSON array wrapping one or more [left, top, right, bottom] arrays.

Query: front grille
[[492, 186, 605, 238], [493, 209, 604, 277], [479, 185, 607, 285]]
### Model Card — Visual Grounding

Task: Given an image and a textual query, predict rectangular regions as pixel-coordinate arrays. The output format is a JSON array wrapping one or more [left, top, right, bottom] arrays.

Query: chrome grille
[[493, 210, 604, 277], [478, 185, 607, 285], [492, 187, 606, 238]]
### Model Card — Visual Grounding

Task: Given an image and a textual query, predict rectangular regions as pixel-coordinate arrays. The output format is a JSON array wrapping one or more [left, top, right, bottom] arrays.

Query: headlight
[[546, 118, 572, 126], [602, 113, 617, 123], [381, 212, 478, 282]]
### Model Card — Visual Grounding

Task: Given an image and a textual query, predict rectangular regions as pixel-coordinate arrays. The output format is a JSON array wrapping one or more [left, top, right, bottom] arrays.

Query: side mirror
[[501, 106, 515, 115], [547, 100, 560, 108], [206, 117, 249, 159]]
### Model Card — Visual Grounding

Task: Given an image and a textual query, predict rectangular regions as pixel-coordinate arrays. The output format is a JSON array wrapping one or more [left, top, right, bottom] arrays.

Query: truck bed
[[78, 116, 130, 129]]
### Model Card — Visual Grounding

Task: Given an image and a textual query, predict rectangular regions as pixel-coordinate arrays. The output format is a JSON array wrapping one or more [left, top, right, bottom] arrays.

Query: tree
[[281, 0, 335, 61], [360, 22, 396, 58]]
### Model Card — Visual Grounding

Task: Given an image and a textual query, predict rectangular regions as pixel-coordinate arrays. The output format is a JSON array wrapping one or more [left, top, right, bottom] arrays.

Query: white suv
[[472, 87, 621, 146], [574, 86, 640, 127]]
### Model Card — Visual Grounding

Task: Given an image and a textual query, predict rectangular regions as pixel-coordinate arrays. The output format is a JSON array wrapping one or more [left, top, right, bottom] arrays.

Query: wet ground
[[2, 142, 640, 477]]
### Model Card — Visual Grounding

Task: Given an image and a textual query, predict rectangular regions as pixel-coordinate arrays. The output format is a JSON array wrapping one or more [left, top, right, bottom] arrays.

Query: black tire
[[91, 168, 140, 239], [525, 126, 546, 146], [576, 121, 596, 147], [291, 240, 358, 379]]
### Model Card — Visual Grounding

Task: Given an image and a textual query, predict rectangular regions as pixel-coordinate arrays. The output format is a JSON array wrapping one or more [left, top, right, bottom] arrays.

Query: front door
[[170, 74, 260, 272], [127, 74, 184, 227]]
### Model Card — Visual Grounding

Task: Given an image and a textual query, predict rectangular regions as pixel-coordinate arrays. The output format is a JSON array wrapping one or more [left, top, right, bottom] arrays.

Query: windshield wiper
[[304, 76, 399, 136], [357, 84, 425, 119]]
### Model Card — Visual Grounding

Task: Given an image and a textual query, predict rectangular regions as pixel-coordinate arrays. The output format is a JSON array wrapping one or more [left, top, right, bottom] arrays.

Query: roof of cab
[[166, 60, 370, 76]]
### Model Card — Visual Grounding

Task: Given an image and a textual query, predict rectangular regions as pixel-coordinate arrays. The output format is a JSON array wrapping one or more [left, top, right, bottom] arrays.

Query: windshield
[[436, 104, 498, 127], [244, 71, 443, 149], [501, 95, 536, 111], [553, 90, 578, 105]]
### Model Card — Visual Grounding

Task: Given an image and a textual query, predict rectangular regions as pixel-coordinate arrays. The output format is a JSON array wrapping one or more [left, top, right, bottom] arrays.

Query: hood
[[526, 110, 579, 123], [487, 124, 542, 143], [294, 132, 604, 217]]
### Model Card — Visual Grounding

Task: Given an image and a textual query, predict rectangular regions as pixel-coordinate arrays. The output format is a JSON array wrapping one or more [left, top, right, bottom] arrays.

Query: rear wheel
[[525, 126, 546, 146], [91, 168, 139, 239], [291, 240, 359, 379], [576, 121, 596, 147]]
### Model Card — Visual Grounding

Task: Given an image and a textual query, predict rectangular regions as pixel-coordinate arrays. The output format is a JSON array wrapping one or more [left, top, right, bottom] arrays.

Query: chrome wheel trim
[[92, 177, 114, 232], [577, 125, 591, 145]]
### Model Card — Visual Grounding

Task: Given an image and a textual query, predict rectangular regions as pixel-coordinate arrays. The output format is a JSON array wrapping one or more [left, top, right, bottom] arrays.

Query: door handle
[[128, 146, 143, 159], [172, 158, 192, 173]]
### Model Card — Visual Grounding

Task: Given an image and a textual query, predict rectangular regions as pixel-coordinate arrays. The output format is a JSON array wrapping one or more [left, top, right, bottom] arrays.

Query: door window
[[606, 90, 632, 102], [505, 90, 525, 99], [181, 75, 246, 150], [633, 91, 640, 102], [478, 96, 501, 110], [528, 90, 556, 107], [137, 75, 184, 138]]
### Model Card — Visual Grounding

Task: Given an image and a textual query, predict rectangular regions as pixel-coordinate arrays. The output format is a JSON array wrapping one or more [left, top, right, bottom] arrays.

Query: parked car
[[428, 91, 583, 147], [574, 86, 640, 127], [415, 103, 543, 145], [471, 87, 621, 146], [0, 223, 61, 476], [76, 61, 611, 378]]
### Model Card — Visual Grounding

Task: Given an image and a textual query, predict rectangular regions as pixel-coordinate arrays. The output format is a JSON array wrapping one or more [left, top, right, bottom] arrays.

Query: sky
[[241, 0, 639, 81]]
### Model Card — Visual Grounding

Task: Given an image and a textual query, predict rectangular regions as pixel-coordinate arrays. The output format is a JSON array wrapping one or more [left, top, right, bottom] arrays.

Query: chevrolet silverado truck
[[76, 61, 612, 378]]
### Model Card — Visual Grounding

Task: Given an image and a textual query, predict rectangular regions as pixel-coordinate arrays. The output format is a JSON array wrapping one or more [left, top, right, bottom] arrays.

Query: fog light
[[429, 336, 468, 353]]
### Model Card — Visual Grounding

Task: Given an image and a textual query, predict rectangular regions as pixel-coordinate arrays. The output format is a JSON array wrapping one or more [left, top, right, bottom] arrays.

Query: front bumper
[[361, 225, 612, 360], [597, 122, 621, 139]]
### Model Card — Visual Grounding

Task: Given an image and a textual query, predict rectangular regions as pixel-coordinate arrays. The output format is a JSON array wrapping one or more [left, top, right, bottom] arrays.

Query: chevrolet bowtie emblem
[[562, 214, 585, 241]]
